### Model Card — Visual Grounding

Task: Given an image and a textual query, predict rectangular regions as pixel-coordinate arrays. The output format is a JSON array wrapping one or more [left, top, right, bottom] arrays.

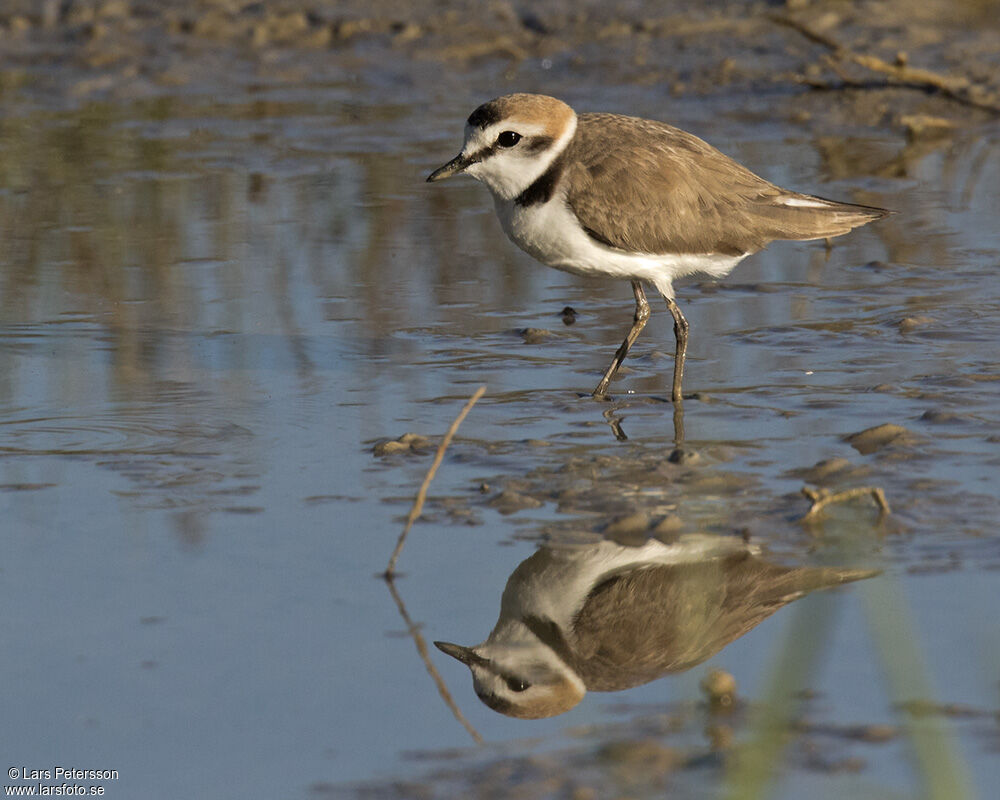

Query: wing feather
[[564, 114, 887, 256], [570, 554, 878, 691]]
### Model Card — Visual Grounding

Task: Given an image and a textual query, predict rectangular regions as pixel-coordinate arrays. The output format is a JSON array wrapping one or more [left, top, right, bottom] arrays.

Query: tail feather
[[754, 193, 891, 242]]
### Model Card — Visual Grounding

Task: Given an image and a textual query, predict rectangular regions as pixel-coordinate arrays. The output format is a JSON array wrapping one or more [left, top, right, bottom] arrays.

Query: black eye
[[497, 131, 521, 148], [505, 677, 530, 692]]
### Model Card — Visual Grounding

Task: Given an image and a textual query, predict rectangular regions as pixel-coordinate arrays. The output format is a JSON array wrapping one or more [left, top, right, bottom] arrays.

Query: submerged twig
[[384, 385, 487, 577], [800, 485, 891, 522], [384, 577, 484, 744], [771, 15, 1000, 114]]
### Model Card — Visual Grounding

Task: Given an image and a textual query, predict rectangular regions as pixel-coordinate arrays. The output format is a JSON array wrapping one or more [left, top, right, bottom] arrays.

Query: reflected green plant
[[724, 507, 974, 800], [861, 574, 974, 800], [722, 580, 840, 799]]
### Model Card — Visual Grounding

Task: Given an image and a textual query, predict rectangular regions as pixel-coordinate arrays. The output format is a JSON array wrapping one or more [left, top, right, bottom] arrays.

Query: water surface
[[1, 40, 999, 800]]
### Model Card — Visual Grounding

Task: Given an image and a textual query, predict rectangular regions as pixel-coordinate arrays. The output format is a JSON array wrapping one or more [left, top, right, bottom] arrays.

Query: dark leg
[[593, 281, 650, 398], [602, 406, 628, 441], [664, 296, 688, 404], [672, 402, 685, 447]]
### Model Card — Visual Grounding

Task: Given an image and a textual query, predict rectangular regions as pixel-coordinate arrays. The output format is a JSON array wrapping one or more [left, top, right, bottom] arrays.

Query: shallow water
[[2, 33, 999, 800]]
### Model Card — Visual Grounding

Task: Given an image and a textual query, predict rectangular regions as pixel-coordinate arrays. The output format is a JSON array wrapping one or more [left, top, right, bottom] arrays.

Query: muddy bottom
[[1, 1, 998, 799]]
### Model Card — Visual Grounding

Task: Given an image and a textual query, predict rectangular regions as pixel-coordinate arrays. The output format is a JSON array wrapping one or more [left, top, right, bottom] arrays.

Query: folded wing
[[565, 113, 889, 257]]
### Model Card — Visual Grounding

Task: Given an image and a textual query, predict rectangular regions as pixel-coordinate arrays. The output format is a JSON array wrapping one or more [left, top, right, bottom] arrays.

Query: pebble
[[898, 315, 934, 333], [843, 423, 911, 455], [900, 113, 956, 141], [373, 439, 409, 456], [701, 669, 737, 709], [488, 490, 543, 514], [919, 409, 965, 424], [667, 447, 699, 464], [372, 432, 432, 456], [652, 513, 682, 540], [603, 511, 652, 544], [787, 457, 866, 485], [514, 327, 554, 344]]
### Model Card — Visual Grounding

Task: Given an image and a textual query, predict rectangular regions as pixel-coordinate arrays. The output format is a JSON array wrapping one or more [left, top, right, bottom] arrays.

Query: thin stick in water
[[384, 576, 484, 744], [384, 385, 487, 577], [800, 485, 891, 522]]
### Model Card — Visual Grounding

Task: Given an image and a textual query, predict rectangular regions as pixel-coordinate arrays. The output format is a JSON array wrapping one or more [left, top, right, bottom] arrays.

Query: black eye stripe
[[465, 143, 499, 164], [466, 134, 553, 166], [523, 135, 554, 153]]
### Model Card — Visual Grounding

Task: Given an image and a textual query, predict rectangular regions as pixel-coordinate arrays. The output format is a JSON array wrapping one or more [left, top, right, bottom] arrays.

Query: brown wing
[[564, 113, 888, 257], [569, 563, 729, 691], [570, 554, 877, 692]]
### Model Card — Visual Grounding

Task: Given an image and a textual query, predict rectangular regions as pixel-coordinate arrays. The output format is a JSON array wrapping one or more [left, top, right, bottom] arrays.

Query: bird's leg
[[664, 296, 688, 404], [672, 402, 685, 447], [602, 406, 628, 441], [592, 280, 650, 398]]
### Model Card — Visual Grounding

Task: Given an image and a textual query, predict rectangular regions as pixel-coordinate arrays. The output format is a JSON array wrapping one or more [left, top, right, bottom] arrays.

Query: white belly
[[494, 194, 745, 299]]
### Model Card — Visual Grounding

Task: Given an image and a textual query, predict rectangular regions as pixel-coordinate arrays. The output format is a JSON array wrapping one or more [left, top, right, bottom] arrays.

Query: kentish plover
[[428, 93, 889, 401], [435, 536, 877, 718]]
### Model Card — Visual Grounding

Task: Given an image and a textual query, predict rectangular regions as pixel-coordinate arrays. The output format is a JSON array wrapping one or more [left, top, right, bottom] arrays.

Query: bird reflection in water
[[436, 535, 876, 719]]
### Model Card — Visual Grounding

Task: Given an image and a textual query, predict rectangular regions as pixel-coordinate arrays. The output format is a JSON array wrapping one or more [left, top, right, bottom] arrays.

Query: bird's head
[[434, 638, 585, 719], [427, 93, 576, 201]]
